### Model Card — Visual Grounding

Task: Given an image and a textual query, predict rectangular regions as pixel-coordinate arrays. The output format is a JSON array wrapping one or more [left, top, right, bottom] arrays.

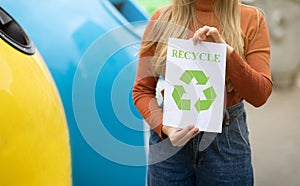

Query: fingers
[[167, 124, 200, 147], [192, 128, 200, 138], [193, 26, 210, 44], [171, 124, 194, 144], [175, 127, 199, 147], [206, 28, 225, 43], [192, 25, 225, 44]]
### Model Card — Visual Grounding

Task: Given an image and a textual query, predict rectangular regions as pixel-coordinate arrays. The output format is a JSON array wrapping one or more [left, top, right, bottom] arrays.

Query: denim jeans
[[148, 102, 253, 186]]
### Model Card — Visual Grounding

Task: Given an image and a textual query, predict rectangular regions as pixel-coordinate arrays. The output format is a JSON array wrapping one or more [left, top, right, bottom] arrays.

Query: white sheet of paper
[[163, 38, 226, 133]]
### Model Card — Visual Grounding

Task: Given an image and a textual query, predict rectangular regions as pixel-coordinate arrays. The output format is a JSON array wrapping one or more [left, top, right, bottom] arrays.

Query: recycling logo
[[172, 70, 216, 113]]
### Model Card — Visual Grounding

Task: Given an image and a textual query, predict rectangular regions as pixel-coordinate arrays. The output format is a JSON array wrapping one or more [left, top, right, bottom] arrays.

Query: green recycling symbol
[[172, 70, 217, 113]]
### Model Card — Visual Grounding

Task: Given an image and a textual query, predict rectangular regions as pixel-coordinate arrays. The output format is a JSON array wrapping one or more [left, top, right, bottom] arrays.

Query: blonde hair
[[140, 0, 244, 76]]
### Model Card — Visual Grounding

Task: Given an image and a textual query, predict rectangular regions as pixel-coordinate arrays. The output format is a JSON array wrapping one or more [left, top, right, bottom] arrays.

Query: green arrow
[[194, 86, 217, 113], [203, 87, 217, 100], [178, 100, 191, 111], [194, 99, 214, 112], [172, 85, 191, 111], [179, 70, 209, 85], [173, 85, 185, 97], [175, 71, 216, 113], [179, 71, 193, 84], [172, 86, 185, 104], [191, 70, 209, 85]]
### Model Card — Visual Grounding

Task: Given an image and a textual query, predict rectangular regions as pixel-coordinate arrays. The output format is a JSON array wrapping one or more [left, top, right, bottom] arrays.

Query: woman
[[133, 0, 272, 185]]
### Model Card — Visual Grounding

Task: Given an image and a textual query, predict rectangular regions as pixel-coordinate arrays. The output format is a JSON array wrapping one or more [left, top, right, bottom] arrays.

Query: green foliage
[[136, 0, 171, 15]]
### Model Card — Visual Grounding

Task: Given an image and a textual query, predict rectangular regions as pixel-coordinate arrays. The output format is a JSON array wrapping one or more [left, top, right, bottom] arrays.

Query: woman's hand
[[192, 25, 233, 58], [162, 124, 200, 147]]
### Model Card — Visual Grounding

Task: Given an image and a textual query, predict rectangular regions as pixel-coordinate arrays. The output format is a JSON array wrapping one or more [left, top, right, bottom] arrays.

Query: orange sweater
[[132, 1, 272, 139]]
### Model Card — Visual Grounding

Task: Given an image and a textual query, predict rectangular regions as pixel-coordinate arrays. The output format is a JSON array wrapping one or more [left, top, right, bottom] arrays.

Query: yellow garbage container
[[0, 7, 71, 186]]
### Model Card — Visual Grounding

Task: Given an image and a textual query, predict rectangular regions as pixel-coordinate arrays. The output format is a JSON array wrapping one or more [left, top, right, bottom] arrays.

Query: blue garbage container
[[1, 0, 149, 185]]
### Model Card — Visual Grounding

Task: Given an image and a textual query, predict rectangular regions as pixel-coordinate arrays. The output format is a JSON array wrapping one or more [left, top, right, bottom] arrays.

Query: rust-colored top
[[132, 1, 272, 139]]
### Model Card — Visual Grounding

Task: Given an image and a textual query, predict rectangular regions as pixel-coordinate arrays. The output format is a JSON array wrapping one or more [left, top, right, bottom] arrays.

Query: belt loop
[[224, 109, 230, 127]]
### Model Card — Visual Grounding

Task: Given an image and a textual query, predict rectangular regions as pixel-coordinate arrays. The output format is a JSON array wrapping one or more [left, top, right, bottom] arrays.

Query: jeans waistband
[[223, 101, 244, 127]]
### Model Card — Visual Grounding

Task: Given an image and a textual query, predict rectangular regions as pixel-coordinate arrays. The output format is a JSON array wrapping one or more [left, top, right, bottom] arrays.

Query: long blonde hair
[[140, 0, 244, 76]]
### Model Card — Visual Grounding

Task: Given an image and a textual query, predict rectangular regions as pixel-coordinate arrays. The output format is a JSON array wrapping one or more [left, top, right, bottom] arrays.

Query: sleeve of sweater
[[132, 10, 165, 139], [226, 10, 273, 107]]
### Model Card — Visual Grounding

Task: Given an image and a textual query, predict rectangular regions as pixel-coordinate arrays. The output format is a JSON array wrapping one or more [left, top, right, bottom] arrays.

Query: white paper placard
[[163, 38, 226, 133]]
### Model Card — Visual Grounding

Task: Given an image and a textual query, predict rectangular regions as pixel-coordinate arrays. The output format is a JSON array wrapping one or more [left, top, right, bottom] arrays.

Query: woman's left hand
[[192, 25, 233, 57]]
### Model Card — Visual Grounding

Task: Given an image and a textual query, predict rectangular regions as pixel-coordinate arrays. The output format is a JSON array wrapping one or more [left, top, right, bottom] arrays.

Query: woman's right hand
[[162, 124, 200, 147]]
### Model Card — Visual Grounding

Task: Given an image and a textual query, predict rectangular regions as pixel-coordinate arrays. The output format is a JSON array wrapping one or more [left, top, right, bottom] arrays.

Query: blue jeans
[[148, 102, 253, 186]]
